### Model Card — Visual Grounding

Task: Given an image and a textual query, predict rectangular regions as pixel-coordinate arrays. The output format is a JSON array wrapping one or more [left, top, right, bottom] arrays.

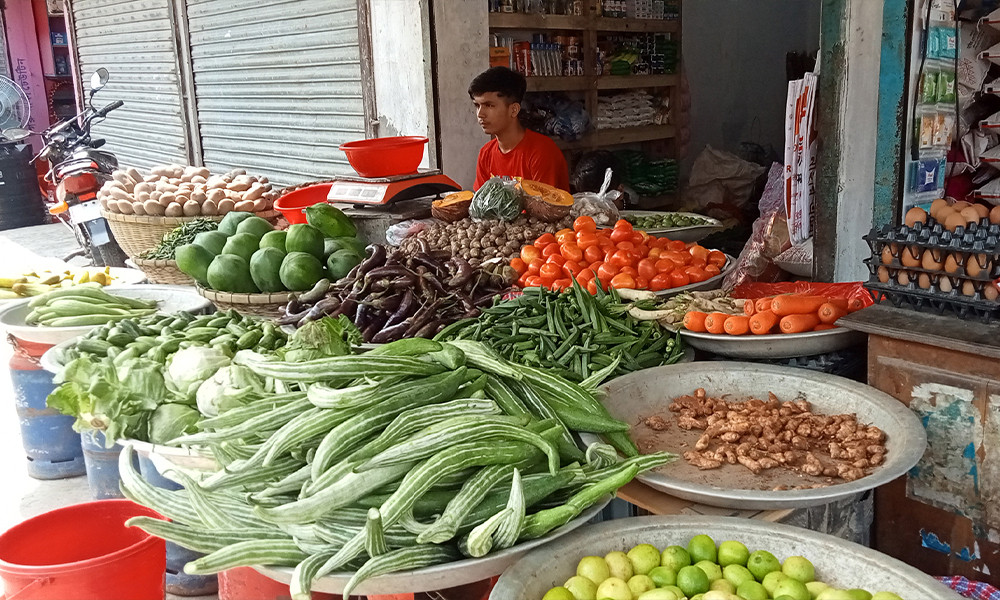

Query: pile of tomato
[[510, 216, 728, 294]]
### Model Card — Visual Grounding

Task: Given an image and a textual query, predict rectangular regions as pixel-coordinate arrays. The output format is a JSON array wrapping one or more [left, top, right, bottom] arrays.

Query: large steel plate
[[126, 439, 218, 472], [585, 362, 926, 509], [622, 210, 725, 242], [678, 326, 866, 358], [254, 496, 610, 595], [490, 516, 962, 600]]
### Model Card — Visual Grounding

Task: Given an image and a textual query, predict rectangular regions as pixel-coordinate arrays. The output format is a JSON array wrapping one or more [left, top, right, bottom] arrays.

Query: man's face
[[472, 92, 518, 136]]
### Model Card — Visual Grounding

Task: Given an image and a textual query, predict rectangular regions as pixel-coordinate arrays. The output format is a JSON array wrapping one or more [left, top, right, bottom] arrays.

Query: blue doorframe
[[874, 0, 911, 228]]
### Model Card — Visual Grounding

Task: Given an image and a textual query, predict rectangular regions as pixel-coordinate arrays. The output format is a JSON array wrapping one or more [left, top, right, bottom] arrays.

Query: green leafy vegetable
[[166, 347, 231, 400], [195, 365, 265, 417], [149, 404, 201, 444], [277, 316, 361, 362]]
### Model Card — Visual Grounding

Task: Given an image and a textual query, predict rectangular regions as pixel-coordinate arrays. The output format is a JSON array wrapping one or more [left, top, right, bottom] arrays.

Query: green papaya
[[324, 236, 366, 258], [221, 233, 260, 263], [306, 203, 356, 238], [207, 254, 258, 293], [326, 249, 361, 281], [249, 247, 287, 293], [218, 211, 256, 236], [285, 223, 325, 260], [192, 231, 228, 256], [175, 243, 215, 285], [235, 216, 274, 241], [260, 230, 287, 253], [279, 251, 325, 291]]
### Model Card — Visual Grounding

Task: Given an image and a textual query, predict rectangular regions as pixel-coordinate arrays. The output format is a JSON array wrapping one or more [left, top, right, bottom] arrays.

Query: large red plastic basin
[[0, 499, 166, 600], [339, 136, 428, 178], [274, 183, 333, 225]]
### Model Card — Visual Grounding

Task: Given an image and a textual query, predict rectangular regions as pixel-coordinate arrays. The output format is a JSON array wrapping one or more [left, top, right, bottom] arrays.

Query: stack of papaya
[[683, 293, 866, 336], [175, 204, 366, 294]]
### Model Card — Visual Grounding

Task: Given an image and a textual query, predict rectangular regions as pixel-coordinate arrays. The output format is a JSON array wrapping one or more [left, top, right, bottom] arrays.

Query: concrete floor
[[0, 224, 217, 599]]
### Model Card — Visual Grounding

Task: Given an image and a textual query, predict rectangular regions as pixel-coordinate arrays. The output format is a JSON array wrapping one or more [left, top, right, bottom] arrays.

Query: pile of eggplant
[[278, 245, 515, 343]]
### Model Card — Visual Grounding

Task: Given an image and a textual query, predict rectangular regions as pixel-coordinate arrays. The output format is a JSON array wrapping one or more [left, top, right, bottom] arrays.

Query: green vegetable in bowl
[[626, 213, 712, 230]]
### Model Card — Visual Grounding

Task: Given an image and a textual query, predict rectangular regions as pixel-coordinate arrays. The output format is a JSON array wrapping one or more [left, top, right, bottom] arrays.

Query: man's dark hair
[[468, 67, 527, 104], [571, 150, 623, 194]]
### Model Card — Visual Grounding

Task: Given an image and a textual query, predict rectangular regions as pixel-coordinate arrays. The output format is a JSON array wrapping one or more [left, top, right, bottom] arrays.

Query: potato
[[116, 199, 135, 215], [207, 188, 227, 203], [150, 165, 171, 177], [243, 184, 265, 201], [201, 199, 218, 216], [111, 170, 130, 185], [226, 189, 244, 201], [227, 180, 252, 192], [227, 168, 247, 178], [190, 175, 207, 185], [133, 182, 152, 196], [143, 174, 161, 183], [167, 177, 182, 186], [205, 176, 227, 189], [157, 192, 175, 206], [99, 197, 111, 211], [135, 191, 151, 203], [190, 190, 207, 204], [234, 200, 255, 212], [126, 167, 143, 185], [217, 198, 235, 214], [143, 200, 164, 216], [150, 190, 162, 203], [164, 203, 184, 217], [182, 200, 201, 216], [193, 167, 210, 179], [251, 198, 266, 212], [132, 202, 146, 216], [108, 187, 131, 201], [179, 182, 195, 191]]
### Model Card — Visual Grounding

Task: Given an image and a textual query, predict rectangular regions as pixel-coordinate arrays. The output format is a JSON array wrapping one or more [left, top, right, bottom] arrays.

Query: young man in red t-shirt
[[470, 67, 570, 191]]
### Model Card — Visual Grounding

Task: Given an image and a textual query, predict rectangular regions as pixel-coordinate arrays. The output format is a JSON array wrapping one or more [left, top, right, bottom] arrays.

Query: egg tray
[[864, 218, 1000, 278], [864, 281, 1000, 323]]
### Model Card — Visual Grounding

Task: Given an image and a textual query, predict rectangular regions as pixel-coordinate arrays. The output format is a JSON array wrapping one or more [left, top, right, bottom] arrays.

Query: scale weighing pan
[[328, 169, 461, 207]]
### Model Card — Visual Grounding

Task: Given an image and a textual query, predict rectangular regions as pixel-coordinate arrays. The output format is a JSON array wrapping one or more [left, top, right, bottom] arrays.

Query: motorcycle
[[2, 68, 128, 267]]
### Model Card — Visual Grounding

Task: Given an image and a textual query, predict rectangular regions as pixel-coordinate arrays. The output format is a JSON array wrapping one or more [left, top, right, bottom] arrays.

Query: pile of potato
[[99, 164, 278, 218]]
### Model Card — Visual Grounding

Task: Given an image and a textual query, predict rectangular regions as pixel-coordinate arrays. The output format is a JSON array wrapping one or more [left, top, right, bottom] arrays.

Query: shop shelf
[[596, 74, 678, 90], [593, 17, 680, 32], [555, 123, 676, 150], [525, 76, 590, 92], [489, 13, 589, 30]]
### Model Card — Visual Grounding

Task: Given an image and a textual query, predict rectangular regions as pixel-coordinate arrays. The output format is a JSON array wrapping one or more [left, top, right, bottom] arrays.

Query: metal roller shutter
[[70, 0, 189, 169], [186, 0, 367, 186]]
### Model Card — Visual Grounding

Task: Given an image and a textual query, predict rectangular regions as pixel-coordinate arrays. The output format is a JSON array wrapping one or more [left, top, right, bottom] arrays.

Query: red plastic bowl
[[339, 136, 428, 178], [274, 183, 333, 225]]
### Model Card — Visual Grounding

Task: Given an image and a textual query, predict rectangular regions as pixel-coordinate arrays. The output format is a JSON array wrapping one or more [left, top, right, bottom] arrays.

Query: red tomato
[[667, 239, 687, 252], [630, 232, 645, 246], [562, 261, 582, 277], [586, 279, 599, 295], [637, 259, 657, 281], [597, 262, 619, 283], [647, 247, 663, 260], [518, 273, 530, 287], [510, 257, 527, 275], [524, 275, 542, 287], [634, 244, 650, 258], [610, 273, 636, 289], [589, 260, 605, 276], [583, 245, 604, 264], [573, 215, 597, 233], [538, 263, 561, 280], [520, 245, 541, 262], [614, 219, 634, 232], [663, 250, 690, 266], [635, 276, 649, 289], [551, 278, 572, 291], [576, 268, 596, 284], [546, 254, 567, 267], [609, 228, 632, 244], [704, 264, 721, 277], [555, 228, 575, 242], [599, 238, 616, 252], [669, 270, 690, 288], [528, 258, 544, 275], [535, 233, 556, 246], [708, 250, 727, 267], [690, 256, 707, 268], [689, 245, 710, 262], [542, 243, 561, 258], [576, 231, 598, 249], [649, 272, 673, 291], [619, 266, 639, 278], [655, 258, 677, 272], [684, 266, 708, 283], [609, 250, 634, 268], [616, 241, 635, 252], [560, 243, 583, 263]]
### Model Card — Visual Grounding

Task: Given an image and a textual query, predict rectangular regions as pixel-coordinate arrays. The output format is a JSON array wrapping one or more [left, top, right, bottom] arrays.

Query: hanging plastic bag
[[470, 176, 522, 222], [571, 168, 621, 226], [385, 218, 440, 246]]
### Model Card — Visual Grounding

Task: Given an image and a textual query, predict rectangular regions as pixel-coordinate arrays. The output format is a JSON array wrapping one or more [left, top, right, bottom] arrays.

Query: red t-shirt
[[474, 129, 570, 191]]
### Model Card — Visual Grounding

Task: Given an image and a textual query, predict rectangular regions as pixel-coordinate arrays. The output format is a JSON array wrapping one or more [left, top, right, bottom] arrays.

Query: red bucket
[[0, 500, 165, 600], [274, 184, 333, 225], [339, 136, 427, 178]]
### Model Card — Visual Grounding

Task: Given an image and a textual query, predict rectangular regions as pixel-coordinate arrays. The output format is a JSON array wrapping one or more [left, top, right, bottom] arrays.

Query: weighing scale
[[326, 169, 461, 208]]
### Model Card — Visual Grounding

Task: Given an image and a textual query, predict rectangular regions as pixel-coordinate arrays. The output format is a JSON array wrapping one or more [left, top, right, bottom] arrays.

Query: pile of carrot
[[683, 293, 865, 336]]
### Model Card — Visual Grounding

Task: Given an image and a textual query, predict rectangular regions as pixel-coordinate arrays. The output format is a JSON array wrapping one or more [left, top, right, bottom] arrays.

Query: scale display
[[328, 183, 388, 204]]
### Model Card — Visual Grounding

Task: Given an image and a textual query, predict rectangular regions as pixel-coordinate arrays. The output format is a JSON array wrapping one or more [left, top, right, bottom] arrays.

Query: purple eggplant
[[385, 290, 418, 328], [446, 256, 475, 288]]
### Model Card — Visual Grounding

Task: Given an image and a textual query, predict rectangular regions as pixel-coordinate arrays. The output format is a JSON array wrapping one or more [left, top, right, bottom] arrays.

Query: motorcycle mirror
[[90, 68, 110, 94], [1, 128, 31, 142]]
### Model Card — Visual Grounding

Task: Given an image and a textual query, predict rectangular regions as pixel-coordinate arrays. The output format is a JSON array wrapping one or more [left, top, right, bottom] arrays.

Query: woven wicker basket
[[130, 257, 194, 286], [103, 209, 281, 259], [196, 285, 292, 318]]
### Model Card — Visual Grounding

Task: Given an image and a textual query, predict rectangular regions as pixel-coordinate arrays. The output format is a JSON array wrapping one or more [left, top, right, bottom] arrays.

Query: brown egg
[[905, 207, 928, 228], [921, 249, 943, 271], [900, 246, 922, 267], [952, 200, 972, 212], [918, 273, 932, 289], [877, 266, 890, 283], [962, 280, 977, 296], [944, 253, 961, 273], [939, 277, 954, 293], [967, 253, 987, 277], [960, 206, 981, 225], [881, 246, 895, 265], [991, 205, 1000, 225], [973, 203, 990, 219], [897, 271, 911, 286], [985, 284, 999, 301], [930, 198, 949, 219], [936, 206, 956, 225], [945, 212, 969, 232]]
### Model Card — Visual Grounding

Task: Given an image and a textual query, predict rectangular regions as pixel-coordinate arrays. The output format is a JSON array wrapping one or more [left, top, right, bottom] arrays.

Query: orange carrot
[[683, 311, 709, 332], [846, 297, 865, 312], [814, 324, 837, 331], [749, 310, 779, 335], [818, 302, 847, 324], [723, 315, 751, 335], [771, 295, 828, 316], [743, 300, 757, 317], [780, 313, 821, 334], [754, 297, 774, 313], [826, 297, 849, 311], [704, 312, 730, 334]]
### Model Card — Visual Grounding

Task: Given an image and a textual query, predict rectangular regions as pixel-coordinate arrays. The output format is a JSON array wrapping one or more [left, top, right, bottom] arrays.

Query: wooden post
[[873, 0, 911, 228]]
